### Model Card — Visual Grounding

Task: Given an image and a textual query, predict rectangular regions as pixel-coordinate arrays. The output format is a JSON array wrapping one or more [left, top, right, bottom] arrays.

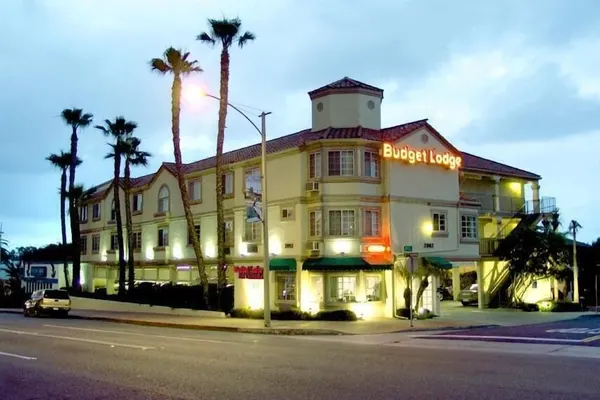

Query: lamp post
[[202, 93, 272, 327]]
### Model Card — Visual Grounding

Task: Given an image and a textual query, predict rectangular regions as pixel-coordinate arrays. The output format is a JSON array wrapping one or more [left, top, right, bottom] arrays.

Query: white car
[[23, 289, 71, 317]]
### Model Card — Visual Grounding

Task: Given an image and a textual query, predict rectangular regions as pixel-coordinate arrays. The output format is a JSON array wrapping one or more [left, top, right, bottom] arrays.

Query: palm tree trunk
[[215, 49, 231, 303], [415, 275, 430, 309], [60, 169, 69, 289], [124, 160, 135, 295], [68, 126, 82, 291], [171, 73, 209, 307], [113, 154, 126, 296]]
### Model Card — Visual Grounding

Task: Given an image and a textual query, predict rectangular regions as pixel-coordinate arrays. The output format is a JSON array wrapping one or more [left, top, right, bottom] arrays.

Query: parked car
[[23, 289, 71, 317], [460, 284, 478, 306], [437, 285, 453, 301]]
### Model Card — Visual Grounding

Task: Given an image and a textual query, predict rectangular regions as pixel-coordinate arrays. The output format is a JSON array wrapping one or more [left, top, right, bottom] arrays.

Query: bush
[[520, 303, 540, 312], [396, 308, 411, 319], [536, 300, 583, 312], [229, 308, 358, 322]]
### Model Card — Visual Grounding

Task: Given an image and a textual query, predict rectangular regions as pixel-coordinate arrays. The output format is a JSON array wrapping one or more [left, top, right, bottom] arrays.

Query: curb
[[0, 309, 496, 336]]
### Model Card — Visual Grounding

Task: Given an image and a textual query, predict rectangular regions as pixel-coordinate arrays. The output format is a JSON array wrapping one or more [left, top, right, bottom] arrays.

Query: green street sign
[[403, 245, 413, 252]]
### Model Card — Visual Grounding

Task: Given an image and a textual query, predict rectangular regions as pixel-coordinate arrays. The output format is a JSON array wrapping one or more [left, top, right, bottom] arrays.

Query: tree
[[150, 47, 209, 306], [96, 117, 137, 296], [47, 151, 82, 289], [414, 259, 447, 310], [122, 136, 151, 292], [197, 18, 255, 297], [497, 215, 570, 304], [61, 108, 93, 291]]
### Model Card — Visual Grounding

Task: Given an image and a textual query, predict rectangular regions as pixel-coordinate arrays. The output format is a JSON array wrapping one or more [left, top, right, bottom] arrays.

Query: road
[[1, 313, 599, 400], [418, 314, 600, 346]]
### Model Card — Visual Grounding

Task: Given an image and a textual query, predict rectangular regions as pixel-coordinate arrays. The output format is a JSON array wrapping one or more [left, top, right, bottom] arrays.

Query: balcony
[[462, 193, 525, 214], [479, 238, 500, 256]]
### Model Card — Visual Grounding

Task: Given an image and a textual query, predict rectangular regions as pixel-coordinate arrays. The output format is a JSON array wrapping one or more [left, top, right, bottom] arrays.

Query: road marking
[[418, 334, 583, 343], [0, 328, 155, 350], [0, 351, 37, 360], [582, 335, 600, 343], [43, 324, 231, 344]]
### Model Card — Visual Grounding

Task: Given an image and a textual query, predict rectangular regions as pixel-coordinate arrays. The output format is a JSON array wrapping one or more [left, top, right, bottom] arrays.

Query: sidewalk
[[0, 308, 491, 335]]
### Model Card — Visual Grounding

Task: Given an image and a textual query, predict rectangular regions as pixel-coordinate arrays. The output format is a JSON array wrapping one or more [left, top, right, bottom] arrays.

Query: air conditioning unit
[[308, 241, 321, 257], [305, 181, 320, 192]]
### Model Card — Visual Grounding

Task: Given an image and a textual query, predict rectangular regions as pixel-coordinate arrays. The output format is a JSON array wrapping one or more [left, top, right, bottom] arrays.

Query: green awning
[[423, 256, 453, 270], [269, 258, 297, 272], [302, 257, 392, 271]]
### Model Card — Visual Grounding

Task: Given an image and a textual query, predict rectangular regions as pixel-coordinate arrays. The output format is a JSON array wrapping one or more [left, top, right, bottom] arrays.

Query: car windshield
[[469, 284, 478, 291], [43, 290, 70, 299]]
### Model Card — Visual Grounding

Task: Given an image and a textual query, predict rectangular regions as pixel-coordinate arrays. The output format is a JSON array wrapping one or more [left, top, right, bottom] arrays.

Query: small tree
[[414, 259, 446, 309], [497, 214, 570, 304]]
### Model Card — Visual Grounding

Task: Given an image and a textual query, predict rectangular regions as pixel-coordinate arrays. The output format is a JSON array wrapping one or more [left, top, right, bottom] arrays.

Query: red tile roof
[[84, 120, 540, 201], [308, 77, 384, 99]]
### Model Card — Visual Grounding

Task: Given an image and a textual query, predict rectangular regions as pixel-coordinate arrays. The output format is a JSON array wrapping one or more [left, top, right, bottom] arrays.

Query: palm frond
[[149, 58, 170, 74], [196, 32, 216, 46], [237, 31, 256, 48]]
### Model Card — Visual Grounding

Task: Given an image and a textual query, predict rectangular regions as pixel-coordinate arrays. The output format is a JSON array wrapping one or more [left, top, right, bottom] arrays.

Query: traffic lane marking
[[0, 327, 155, 350], [42, 324, 234, 345], [0, 351, 37, 360], [417, 334, 583, 343]]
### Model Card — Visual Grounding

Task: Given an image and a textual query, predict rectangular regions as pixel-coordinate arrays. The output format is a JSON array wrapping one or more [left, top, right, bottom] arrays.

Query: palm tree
[[122, 136, 151, 292], [61, 108, 93, 291], [46, 151, 82, 289], [197, 18, 255, 295], [96, 117, 137, 296], [150, 48, 210, 306]]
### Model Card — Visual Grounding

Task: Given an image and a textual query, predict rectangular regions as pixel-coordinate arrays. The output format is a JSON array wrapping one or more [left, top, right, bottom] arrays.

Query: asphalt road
[[425, 315, 600, 346], [1, 314, 600, 400]]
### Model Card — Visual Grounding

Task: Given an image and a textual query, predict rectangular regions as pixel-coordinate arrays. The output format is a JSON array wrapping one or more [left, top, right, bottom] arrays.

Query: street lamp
[[201, 92, 272, 328]]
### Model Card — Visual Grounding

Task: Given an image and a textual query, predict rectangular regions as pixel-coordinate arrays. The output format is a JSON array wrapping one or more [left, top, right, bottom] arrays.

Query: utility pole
[[570, 220, 582, 304], [0, 222, 4, 263], [260, 111, 272, 328]]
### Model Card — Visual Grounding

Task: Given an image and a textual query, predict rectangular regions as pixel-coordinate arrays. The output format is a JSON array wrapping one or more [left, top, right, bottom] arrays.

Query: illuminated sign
[[381, 143, 462, 170], [234, 266, 263, 279]]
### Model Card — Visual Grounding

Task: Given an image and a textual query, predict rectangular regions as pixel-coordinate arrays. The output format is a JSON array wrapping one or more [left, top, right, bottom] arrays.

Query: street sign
[[403, 245, 413, 252]]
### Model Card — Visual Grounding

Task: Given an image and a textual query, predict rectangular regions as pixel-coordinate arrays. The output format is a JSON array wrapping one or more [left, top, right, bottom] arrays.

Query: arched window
[[158, 185, 170, 213], [110, 199, 116, 221]]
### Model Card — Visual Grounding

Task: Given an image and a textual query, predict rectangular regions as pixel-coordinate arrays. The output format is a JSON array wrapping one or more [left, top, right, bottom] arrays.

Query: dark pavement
[[422, 315, 600, 346], [1, 314, 600, 400]]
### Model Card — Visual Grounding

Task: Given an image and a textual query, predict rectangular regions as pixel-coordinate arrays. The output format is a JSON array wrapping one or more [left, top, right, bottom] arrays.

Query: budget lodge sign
[[381, 143, 462, 170]]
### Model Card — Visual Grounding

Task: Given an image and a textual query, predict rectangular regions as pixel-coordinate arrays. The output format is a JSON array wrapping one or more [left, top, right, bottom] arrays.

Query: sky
[[1, 0, 599, 248]]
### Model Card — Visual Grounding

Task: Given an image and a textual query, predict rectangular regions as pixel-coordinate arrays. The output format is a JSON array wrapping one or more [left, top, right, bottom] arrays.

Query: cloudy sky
[[1, 0, 599, 247]]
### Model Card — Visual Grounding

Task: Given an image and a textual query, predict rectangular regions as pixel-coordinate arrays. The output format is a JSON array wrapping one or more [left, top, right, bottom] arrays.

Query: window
[[309, 210, 322, 237], [328, 150, 354, 176], [461, 215, 478, 239], [244, 168, 261, 197], [328, 210, 355, 236], [158, 186, 169, 213], [329, 276, 357, 303], [363, 210, 380, 236], [188, 225, 200, 245], [132, 232, 142, 250], [532, 280, 538, 289], [110, 200, 116, 221], [92, 203, 101, 220], [364, 151, 379, 178], [80, 236, 87, 255], [222, 172, 234, 196], [281, 207, 293, 221], [132, 193, 143, 212], [309, 152, 321, 179], [224, 220, 234, 244], [276, 273, 296, 301], [157, 227, 169, 247], [92, 234, 100, 253], [80, 205, 88, 222], [244, 221, 261, 242], [432, 212, 447, 233], [110, 234, 119, 250], [188, 180, 201, 201], [365, 275, 382, 302]]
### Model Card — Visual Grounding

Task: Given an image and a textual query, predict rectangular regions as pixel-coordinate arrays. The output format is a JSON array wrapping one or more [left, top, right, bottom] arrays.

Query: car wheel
[[437, 292, 444, 301], [461, 301, 468, 306], [33, 306, 40, 317], [23, 308, 29, 317]]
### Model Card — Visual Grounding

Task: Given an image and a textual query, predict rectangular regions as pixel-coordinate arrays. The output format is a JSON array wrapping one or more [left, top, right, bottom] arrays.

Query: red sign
[[381, 143, 462, 170], [234, 266, 263, 279]]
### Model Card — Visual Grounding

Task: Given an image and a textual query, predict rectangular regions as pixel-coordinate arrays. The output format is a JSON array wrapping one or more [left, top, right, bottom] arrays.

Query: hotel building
[[79, 77, 556, 318]]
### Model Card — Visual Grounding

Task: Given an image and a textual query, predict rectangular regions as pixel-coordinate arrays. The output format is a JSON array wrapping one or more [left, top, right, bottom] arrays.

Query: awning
[[302, 257, 392, 271], [423, 256, 453, 270], [269, 258, 297, 272]]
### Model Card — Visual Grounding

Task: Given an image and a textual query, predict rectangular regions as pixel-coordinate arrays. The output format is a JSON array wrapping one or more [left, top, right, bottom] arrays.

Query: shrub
[[520, 303, 540, 312], [314, 309, 358, 321], [396, 308, 411, 319], [536, 300, 583, 312]]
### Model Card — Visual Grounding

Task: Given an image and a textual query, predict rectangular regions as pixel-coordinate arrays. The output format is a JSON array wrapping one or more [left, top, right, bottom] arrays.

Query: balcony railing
[[463, 193, 557, 215], [479, 238, 500, 256]]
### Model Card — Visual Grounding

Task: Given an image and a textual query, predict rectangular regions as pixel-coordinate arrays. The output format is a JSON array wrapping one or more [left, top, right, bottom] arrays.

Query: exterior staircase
[[483, 196, 557, 307]]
